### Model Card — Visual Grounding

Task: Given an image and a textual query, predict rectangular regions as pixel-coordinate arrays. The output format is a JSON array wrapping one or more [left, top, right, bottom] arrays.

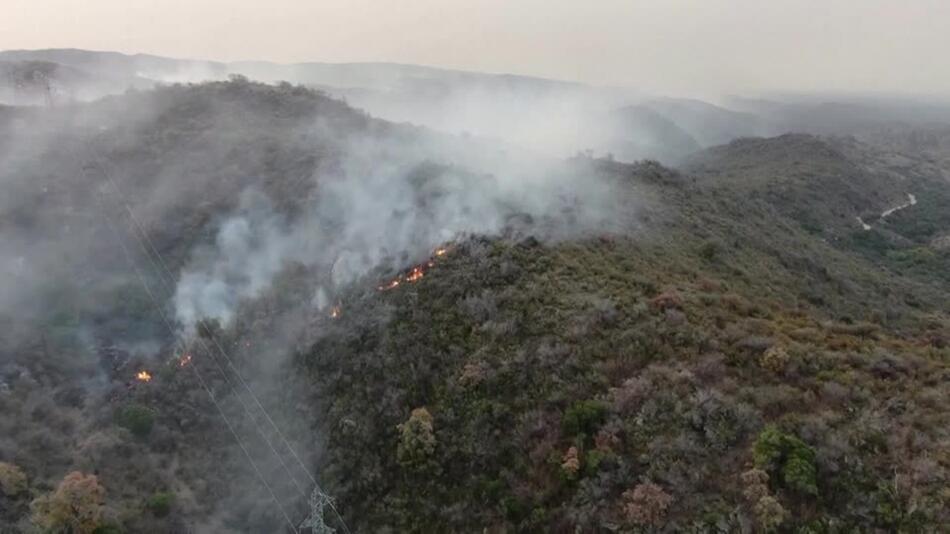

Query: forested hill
[[0, 80, 947, 532], [297, 138, 949, 531]]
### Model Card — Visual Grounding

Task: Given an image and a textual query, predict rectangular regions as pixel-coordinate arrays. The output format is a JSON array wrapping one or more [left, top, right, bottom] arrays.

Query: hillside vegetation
[[294, 156, 949, 531], [0, 80, 947, 533]]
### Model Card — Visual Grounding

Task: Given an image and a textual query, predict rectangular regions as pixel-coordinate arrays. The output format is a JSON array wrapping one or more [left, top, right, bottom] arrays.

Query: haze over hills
[[0, 46, 948, 533], [8, 48, 950, 166]]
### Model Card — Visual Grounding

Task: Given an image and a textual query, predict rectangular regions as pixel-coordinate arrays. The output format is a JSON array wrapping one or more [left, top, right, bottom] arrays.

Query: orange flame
[[376, 244, 451, 292], [330, 305, 342, 318], [178, 354, 192, 368], [135, 371, 152, 382], [378, 278, 401, 291], [405, 266, 425, 283]]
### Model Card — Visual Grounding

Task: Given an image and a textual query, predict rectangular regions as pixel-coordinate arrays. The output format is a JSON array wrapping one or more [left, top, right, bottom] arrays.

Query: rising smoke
[[172, 101, 630, 332], [0, 76, 636, 531]]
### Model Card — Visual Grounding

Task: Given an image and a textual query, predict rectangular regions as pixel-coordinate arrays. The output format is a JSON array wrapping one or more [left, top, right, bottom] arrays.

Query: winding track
[[856, 192, 917, 230], [880, 193, 917, 218]]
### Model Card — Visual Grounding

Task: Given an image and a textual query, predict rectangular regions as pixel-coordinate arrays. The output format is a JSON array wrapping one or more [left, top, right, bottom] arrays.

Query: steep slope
[[686, 134, 950, 289], [286, 156, 949, 531], [0, 82, 947, 533], [858, 124, 950, 177], [0, 80, 437, 532], [0, 78, 625, 532], [685, 134, 913, 235]]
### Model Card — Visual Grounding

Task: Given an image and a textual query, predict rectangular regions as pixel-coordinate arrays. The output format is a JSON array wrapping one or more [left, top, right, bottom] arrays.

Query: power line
[[86, 140, 349, 533], [73, 143, 301, 533], [89, 154, 311, 501]]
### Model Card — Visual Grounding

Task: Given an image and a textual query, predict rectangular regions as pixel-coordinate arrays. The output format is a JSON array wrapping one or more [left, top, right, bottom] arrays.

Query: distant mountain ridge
[[0, 48, 594, 95], [5, 48, 950, 167]]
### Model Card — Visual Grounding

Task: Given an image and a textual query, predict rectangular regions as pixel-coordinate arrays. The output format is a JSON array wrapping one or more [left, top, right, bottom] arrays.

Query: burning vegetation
[[135, 371, 152, 383], [377, 278, 401, 291], [405, 266, 425, 283], [377, 245, 452, 291]]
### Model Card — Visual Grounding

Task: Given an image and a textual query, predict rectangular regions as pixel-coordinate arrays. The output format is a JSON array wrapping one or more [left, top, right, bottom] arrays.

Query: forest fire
[[377, 244, 452, 291], [405, 266, 425, 282], [135, 371, 152, 382], [178, 354, 192, 368], [378, 278, 401, 291], [330, 304, 342, 318]]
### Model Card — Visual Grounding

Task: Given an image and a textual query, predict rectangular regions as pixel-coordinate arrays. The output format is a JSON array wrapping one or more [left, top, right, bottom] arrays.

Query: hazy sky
[[3, 0, 949, 97]]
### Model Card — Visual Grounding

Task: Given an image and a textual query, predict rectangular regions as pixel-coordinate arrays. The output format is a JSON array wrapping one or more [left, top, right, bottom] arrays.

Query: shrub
[[740, 468, 770, 503], [737, 336, 775, 355], [396, 407, 437, 472], [759, 345, 791, 373], [610, 377, 652, 414], [753, 425, 818, 496], [115, 403, 156, 438], [458, 361, 489, 387], [621, 482, 673, 526], [741, 468, 787, 530], [562, 400, 608, 437], [783, 455, 819, 496], [722, 293, 756, 316], [753, 495, 788, 531], [699, 239, 722, 261], [584, 449, 607, 476], [0, 462, 27, 497], [872, 481, 929, 530], [560, 446, 581, 480], [146, 491, 174, 517], [650, 291, 683, 312], [826, 321, 879, 337], [31, 471, 105, 534], [594, 428, 621, 453]]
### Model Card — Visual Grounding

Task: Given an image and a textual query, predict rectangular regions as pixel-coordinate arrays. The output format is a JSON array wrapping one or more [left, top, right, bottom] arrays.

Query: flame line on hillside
[[376, 245, 452, 291]]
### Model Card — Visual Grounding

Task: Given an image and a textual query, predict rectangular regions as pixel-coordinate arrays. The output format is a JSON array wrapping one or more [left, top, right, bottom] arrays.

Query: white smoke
[[173, 190, 301, 328], [172, 123, 628, 330]]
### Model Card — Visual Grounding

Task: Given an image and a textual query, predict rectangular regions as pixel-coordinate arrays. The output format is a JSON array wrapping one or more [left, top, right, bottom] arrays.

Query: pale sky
[[2, 0, 949, 97]]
